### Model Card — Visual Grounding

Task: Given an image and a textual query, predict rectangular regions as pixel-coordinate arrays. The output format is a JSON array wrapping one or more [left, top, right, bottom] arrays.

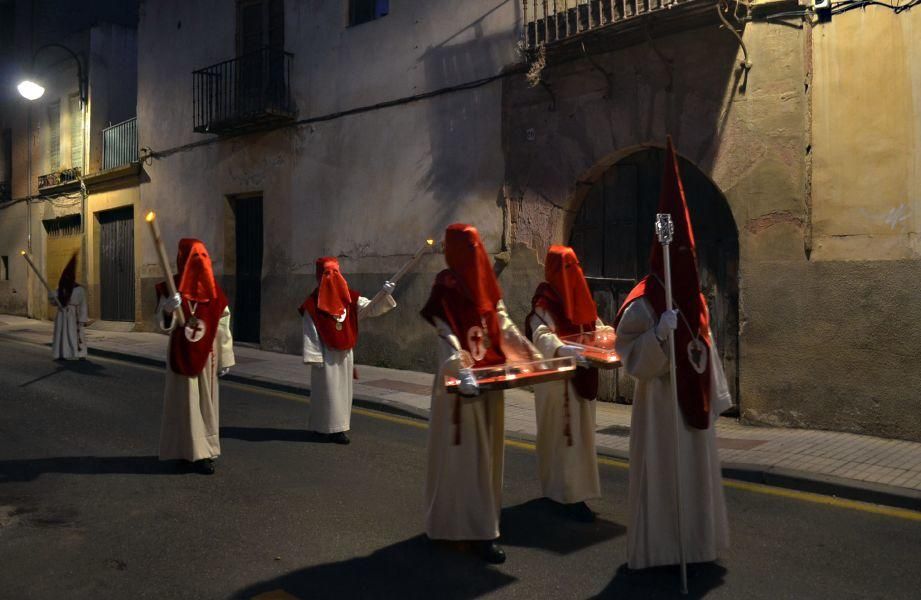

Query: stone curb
[[722, 463, 921, 513], [8, 336, 921, 514]]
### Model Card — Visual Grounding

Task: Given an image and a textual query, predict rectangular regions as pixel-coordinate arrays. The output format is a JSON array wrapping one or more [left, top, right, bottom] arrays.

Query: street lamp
[[16, 80, 45, 101], [17, 43, 87, 105]]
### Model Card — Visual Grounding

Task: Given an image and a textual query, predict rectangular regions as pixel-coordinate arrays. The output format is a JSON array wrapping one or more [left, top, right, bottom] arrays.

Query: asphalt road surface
[[1, 337, 920, 600]]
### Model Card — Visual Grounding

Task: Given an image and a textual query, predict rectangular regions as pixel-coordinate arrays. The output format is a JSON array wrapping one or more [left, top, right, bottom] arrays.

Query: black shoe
[[329, 432, 350, 445], [475, 540, 506, 564], [567, 501, 596, 522], [193, 459, 215, 475]]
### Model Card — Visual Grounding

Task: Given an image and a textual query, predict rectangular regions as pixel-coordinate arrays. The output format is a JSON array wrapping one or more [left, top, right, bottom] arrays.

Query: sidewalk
[[2, 314, 920, 512]]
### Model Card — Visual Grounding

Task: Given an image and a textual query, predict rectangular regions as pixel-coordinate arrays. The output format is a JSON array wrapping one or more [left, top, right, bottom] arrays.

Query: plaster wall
[[503, 15, 921, 440], [0, 201, 30, 315], [136, 0, 520, 370]]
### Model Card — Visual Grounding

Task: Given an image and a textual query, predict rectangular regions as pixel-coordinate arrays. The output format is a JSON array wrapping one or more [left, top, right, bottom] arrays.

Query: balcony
[[193, 47, 296, 135], [102, 117, 138, 171], [38, 167, 81, 190], [522, 0, 720, 55]]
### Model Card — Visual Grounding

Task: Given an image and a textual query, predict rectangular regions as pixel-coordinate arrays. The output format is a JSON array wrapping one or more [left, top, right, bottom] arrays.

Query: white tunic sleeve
[[529, 307, 564, 359], [497, 300, 543, 360], [357, 294, 397, 320], [217, 306, 235, 369], [432, 316, 465, 378], [302, 312, 324, 364], [614, 298, 670, 380], [72, 287, 89, 323]]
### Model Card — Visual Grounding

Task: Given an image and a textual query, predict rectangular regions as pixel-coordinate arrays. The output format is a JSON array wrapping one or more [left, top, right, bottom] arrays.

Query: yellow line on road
[[723, 479, 921, 522], [18, 342, 917, 524], [226, 382, 921, 522]]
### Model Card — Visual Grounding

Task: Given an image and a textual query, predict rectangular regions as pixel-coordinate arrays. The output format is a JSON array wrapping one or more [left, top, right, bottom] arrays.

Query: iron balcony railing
[[102, 117, 138, 170], [523, 0, 694, 50], [38, 167, 81, 189], [193, 47, 295, 135]]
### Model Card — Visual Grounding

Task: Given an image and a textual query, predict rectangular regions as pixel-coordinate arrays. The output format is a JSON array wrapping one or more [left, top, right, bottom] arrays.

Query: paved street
[[1, 337, 920, 599]]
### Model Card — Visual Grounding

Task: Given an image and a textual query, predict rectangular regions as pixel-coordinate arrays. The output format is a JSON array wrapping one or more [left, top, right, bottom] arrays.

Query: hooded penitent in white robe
[[528, 307, 602, 504], [302, 295, 396, 434], [615, 297, 731, 569], [157, 298, 235, 462], [51, 286, 88, 360], [424, 301, 528, 542]]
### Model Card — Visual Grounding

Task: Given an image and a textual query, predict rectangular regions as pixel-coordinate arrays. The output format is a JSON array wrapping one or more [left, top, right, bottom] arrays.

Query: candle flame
[[20, 250, 26, 255], [426, 239, 434, 245], [145, 211, 156, 222]]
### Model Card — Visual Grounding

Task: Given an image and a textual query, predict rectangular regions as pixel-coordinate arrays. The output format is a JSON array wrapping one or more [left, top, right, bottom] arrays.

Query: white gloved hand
[[457, 368, 479, 397], [218, 367, 230, 378], [163, 293, 182, 314], [556, 344, 589, 367], [382, 280, 396, 295], [655, 309, 679, 341]]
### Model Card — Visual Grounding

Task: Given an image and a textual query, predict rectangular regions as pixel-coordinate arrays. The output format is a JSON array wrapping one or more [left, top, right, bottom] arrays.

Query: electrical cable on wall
[[832, 0, 919, 14]]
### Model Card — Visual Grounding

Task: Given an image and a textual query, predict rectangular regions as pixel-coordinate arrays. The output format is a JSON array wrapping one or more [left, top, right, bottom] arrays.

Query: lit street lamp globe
[[17, 80, 45, 101]]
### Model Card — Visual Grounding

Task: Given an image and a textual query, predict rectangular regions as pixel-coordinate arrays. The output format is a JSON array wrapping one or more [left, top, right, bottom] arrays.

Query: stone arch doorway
[[568, 147, 740, 406]]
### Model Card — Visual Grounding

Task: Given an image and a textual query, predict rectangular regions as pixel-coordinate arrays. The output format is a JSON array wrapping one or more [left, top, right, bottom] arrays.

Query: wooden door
[[233, 196, 263, 344], [98, 207, 135, 322]]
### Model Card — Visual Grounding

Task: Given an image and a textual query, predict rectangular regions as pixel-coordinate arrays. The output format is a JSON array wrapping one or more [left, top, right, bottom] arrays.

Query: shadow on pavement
[[18, 360, 108, 388], [220, 427, 328, 443], [500, 498, 626, 554], [592, 562, 727, 599], [233, 534, 516, 600], [0, 456, 180, 482]]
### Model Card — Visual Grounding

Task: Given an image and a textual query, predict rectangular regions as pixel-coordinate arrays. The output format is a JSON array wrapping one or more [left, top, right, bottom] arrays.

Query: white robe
[[425, 301, 526, 541], [615, 297, 731, 569], [528, 308, 602, 504], [157, 299, 235, 462], [302, 295, 396, 434], [51, 286, 88, 360]]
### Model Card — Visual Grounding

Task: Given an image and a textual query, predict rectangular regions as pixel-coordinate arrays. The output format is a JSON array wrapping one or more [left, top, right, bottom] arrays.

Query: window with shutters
[[237, 0, 284, 55], [47, 101, 60, 172], [349, 0, 389, 26], [69, 94, 83, 171]]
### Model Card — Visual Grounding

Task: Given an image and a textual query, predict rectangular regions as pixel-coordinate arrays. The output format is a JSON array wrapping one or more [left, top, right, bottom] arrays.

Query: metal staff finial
[[656, 213, 674, 245]]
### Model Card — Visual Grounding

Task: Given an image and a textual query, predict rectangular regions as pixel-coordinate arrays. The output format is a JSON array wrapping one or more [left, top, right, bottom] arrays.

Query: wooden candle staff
[[145, 211, 185, 327], [359, 238, 435, 318], [20, 250, 65, 310]]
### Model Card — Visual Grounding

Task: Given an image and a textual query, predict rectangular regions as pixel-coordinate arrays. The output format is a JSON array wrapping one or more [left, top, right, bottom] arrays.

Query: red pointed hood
[[544, 245, 597, 326], [615, 137, 713, 430], [313, 257, 351, 318], [177, 238, 219, 303], [57, 252, 78, 306], [443, 223, 502, 314]]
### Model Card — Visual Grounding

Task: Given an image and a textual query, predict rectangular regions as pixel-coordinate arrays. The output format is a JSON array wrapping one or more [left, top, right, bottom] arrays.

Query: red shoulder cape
[[420, 269, 505, 368], [526, 282, 598, 400], [299, 289, 361, 351], [156, 279, 228, 377]]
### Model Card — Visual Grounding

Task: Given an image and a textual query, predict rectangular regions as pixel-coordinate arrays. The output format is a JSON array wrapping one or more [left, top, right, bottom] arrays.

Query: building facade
[[2, 0, 919, 441], [0, 0, 139, 323]]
